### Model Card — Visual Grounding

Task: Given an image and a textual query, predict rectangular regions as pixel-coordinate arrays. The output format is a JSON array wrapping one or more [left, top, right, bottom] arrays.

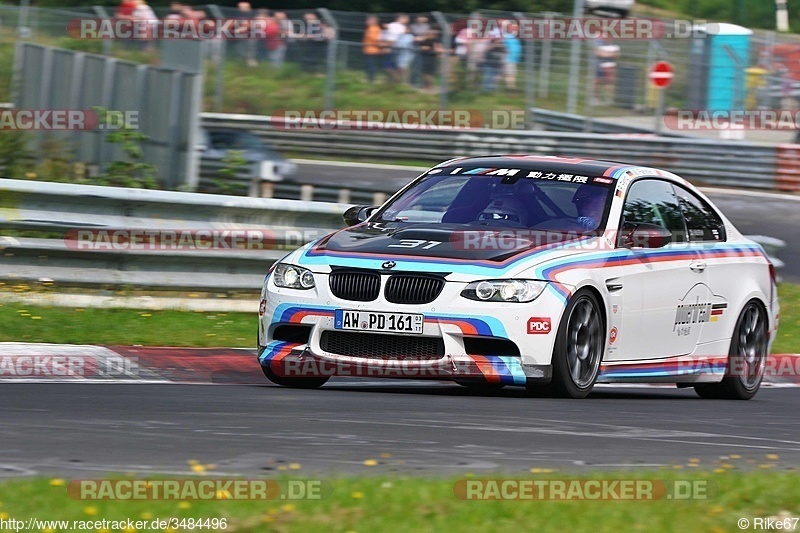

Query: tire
[[258, 340, 329, 389], [529, 290, 604, 399], [694, 300, 768, 400]]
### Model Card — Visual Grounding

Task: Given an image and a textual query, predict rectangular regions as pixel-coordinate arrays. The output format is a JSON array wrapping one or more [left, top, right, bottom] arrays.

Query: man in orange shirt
[[363, 16, 382, 83]]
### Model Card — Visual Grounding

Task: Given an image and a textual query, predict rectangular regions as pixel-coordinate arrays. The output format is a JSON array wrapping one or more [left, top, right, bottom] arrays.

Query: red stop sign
[[648, 61, 674, 88]]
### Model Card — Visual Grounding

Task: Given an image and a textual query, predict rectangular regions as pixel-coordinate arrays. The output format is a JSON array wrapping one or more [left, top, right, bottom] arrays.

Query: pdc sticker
[[527, 317, 552, 334]]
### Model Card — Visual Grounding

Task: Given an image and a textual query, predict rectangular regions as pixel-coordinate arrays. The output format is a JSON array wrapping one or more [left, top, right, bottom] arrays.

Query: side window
[[673, 185, 726, 242], [621, 179, 687, 243]]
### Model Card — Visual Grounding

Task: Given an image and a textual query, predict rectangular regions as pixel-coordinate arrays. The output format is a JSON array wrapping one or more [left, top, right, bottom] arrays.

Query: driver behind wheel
[[572, 184, 606, 230], [477, 197, 530, 226]]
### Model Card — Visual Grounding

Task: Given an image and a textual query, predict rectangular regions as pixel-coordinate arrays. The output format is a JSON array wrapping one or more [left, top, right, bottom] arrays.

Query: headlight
[[461, 280, 546, 303], [273, 263, 315, 290]]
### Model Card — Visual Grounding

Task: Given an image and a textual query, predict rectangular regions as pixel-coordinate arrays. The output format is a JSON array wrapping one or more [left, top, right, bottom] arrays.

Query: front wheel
[[529, 290, 604, 398], [694, 300, 768, 400], [258, 342, 329, 389]]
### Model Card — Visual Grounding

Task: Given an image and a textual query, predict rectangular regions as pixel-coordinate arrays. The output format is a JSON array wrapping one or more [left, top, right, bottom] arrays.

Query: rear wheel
[[694, 300, 768, 400], [529, 290, 604, 398]]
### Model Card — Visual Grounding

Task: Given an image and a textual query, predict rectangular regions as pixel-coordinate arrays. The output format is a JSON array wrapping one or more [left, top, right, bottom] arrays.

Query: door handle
[[689, 262, 707, 273]]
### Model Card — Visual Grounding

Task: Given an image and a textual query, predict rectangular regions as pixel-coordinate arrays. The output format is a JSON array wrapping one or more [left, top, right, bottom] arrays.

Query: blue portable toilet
[[688, 23, 752, 111]]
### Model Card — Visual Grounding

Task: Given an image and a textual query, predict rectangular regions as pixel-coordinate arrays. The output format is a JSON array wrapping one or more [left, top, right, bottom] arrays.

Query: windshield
[[376, 166, 614, 232]]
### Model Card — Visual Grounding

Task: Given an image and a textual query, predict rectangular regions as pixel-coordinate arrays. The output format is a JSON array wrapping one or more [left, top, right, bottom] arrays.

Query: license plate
[[334, 309, 424, 334]]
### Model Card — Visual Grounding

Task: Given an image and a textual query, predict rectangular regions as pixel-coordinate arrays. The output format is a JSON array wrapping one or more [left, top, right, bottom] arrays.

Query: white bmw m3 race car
[[257, 156, 779, 399]]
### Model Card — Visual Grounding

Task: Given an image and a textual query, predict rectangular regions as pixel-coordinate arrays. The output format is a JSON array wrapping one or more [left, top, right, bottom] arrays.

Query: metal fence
[[4, 5, 800, 127], [11, 42, 204, 189]]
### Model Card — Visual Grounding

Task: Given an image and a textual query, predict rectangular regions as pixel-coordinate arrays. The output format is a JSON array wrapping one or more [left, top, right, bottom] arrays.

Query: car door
[[611, 178, 706, 361], [672, 184, 732, 347]]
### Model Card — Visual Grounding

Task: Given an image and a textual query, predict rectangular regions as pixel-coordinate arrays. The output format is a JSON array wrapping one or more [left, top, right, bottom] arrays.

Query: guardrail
[[198, 159, 389, 205], [0, 178, 347, 291], [531, 108, 684, 136], [201, 113, 781, 190]]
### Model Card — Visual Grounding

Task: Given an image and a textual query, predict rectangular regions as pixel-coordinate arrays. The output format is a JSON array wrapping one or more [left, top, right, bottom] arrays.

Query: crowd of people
[[363, 15, 523, 92], [113, 0, 334, 69], [362, 15, 443, 90], [111, 2, 536, 93]]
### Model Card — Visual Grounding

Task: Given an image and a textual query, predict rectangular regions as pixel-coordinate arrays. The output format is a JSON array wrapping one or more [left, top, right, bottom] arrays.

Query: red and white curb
[[0, 343, 260, 384], [1, 343, 799, 387]]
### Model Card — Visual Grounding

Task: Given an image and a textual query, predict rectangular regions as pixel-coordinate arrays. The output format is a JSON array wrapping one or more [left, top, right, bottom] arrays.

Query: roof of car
[[435, 155, 640, 179]]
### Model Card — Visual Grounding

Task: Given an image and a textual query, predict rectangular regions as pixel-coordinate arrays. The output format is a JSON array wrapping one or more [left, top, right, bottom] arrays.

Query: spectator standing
[[467, 30, 489, 89], [593, 40, 620, 104], [273, 12, 291, 66], [481, 32, 505, 92], [395, 25, 415, 83], [454, 26, 470, 66], [503, 22, 521, 91], [131, 0, 157, 49], [235, 2, 256, 66], [409, 16, 430, 86], [362, 15, 382, 83], [254, 9, 270, 62], [116, 0, 136, 20], [383, 14, 408, 81], [263, 12, 286, 67], [418, 28, 443, 92], [300, 12, 325, 73]]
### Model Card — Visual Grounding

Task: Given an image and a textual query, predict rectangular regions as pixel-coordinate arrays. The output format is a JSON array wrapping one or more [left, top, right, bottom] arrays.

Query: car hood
[[292, 222, 598, 277]]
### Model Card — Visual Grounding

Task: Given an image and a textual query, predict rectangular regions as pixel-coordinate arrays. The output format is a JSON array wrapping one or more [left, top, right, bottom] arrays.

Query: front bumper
[[258, 272, 566, 385], [258, 340, 552, 385]]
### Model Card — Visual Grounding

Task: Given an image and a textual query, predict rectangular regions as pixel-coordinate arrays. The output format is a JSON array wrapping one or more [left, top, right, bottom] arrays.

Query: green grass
[[0, 283, 798, 353], [0, 303, 255, 347], [0, 470, 798, 531], [775, 283, 800, 355]]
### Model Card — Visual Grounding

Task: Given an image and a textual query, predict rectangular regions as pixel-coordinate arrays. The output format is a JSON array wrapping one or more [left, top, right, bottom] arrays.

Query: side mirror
[[343, 205, 378, 226], [619, 222, 672, 249]]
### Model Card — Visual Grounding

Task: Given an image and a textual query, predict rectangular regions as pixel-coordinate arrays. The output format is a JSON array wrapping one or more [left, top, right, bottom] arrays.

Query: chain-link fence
[[3, 4, 800, 130]]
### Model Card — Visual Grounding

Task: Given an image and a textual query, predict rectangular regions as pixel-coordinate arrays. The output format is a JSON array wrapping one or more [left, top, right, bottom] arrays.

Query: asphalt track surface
[[2, 382, 799, 478], [292, 162, 800, 282], [0, 162, 797, 479]]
